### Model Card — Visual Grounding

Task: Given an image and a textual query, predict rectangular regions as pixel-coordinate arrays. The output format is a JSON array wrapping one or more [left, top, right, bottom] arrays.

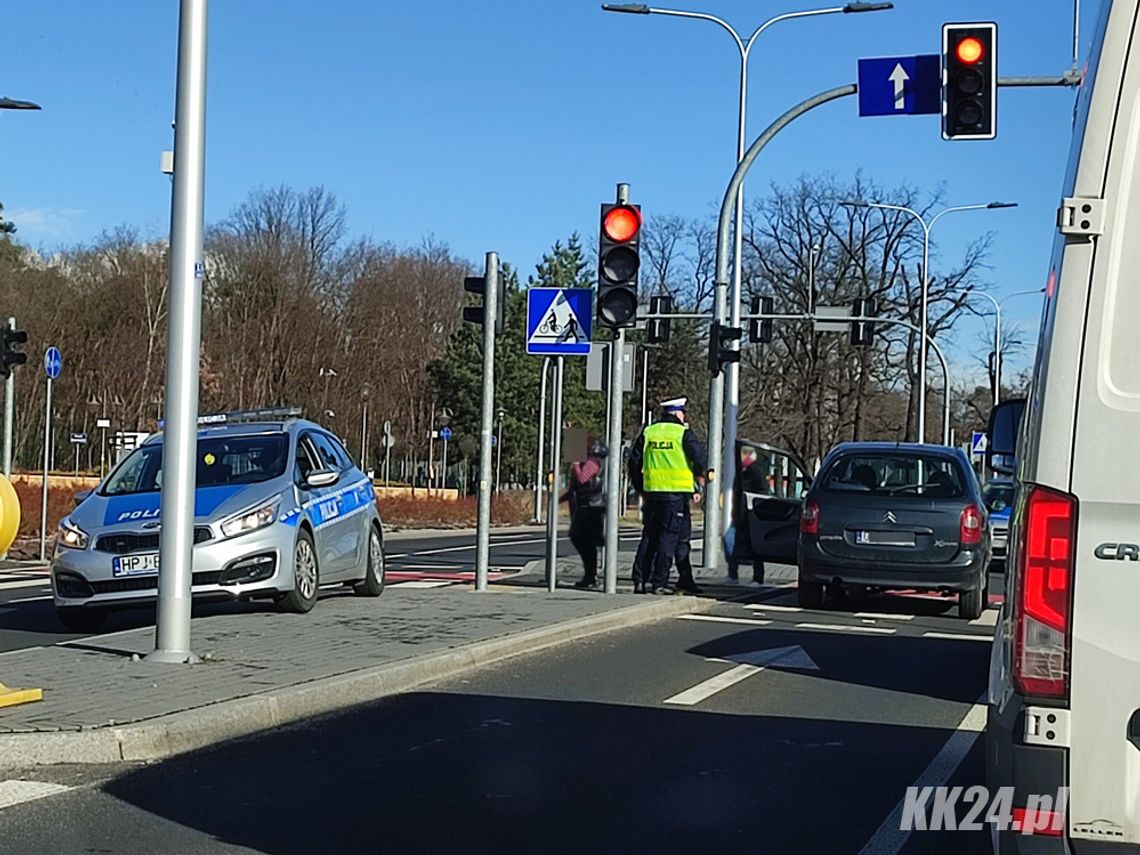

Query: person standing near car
[[560, 437, 608, 589], [628, 397, 707, 595]]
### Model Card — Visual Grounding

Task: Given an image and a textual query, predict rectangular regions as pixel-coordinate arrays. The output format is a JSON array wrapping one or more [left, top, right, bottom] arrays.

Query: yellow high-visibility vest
[[642, 422, 694, 493]]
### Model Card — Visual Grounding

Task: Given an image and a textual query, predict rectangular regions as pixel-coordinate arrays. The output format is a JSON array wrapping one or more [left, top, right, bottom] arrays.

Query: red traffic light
[[602, 205, 641, 243], [955, 36, 984, 64]]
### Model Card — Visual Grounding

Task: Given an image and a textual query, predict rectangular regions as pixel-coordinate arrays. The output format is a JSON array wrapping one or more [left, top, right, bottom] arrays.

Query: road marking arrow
[[664, 645, 819, 706], [889, 62, 910, 111]]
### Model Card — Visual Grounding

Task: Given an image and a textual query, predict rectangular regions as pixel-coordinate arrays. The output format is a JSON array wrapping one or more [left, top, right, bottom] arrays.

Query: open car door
[[732, 439, 811, 565]]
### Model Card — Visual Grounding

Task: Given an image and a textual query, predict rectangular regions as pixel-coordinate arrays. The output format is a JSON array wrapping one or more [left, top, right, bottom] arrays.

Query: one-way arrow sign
[[858, 55, 940, 117], [664, 645, 819, 706]]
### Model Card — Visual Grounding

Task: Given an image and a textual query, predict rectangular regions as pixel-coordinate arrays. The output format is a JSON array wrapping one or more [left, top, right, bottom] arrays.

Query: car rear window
[[821, 453, 966, 499], [102, 433, 289, 495], [981, 481, 1016, 511]]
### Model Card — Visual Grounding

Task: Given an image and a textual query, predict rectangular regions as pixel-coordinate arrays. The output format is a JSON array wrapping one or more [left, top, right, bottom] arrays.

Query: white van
[[986, 1, 1140, 851]]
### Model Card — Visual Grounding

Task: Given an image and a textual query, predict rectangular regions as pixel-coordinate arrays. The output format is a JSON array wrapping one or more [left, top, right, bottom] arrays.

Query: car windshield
[[822, 453, 966, 499], [982, 481, 1016, 511], [101, 433, 289, 496]]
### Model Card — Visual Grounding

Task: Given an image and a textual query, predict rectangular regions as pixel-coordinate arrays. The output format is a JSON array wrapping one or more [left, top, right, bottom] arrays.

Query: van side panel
[[1066, 1, 1140, 845]]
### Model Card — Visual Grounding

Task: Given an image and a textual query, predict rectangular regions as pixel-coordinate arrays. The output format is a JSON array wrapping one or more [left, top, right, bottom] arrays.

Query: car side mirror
[[306, 468, 339, 489], [74, 489, 93, 508], [986, 398, 1026, 475]]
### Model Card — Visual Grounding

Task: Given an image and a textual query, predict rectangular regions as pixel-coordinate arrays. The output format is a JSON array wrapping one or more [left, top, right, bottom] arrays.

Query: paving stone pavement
[[0, 586, 664, 734]]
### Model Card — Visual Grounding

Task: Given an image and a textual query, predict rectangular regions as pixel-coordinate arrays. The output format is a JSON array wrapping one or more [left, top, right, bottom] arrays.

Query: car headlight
[[220, 499, 281, 539], [58, 518, 89, 550]]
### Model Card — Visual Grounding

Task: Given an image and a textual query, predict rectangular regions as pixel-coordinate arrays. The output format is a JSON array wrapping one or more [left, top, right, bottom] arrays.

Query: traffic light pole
[[149, 0, 208, 665], [474, 252, 500, 593], [3, 317, 14, 479]]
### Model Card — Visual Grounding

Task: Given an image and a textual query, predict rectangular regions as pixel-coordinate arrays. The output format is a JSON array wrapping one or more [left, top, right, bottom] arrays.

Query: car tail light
[[801, 499, 820, 535], [960, 504, 983, 545], [1012, 485, 1076, 699]]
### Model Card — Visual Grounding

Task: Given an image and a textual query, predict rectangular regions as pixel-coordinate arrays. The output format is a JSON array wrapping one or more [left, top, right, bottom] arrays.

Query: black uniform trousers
[[639, 494, 693, 590]]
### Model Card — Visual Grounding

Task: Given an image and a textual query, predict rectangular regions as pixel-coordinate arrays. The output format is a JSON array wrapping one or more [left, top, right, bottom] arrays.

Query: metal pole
[[38, 376, 51, 562], [427, 404, 435, 494], [994, 306, 1002, 407], [150, 0, 208, 664], [603, 328, 625, 594], [74, 440, 79, 476], [708, 82, 858, 569], [474, 252, 499, 592], [384, 435, 391, 486], [640, 347, 649, 426], [441, 436, 448, 490], [99, 426, 107, 478], [534, 356, 550, 522], [545, 356, 564, 592], [3, 317, 14, 478], [360, 398, 368, 471], [495, 414, 503, 492], [917, 224, 930, 443]]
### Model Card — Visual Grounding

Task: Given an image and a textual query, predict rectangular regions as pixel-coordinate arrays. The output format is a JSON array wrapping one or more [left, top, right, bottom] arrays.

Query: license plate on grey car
[[855, 530, 916, 547], [113, 553, 160, 577]]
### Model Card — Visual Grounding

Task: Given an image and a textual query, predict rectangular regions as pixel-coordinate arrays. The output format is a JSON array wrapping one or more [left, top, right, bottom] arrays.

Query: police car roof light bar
[[158, 406, 304, 429]]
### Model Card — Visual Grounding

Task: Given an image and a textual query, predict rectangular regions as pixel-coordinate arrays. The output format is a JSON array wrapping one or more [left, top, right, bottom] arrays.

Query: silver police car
[[51, 408, 385, 632]]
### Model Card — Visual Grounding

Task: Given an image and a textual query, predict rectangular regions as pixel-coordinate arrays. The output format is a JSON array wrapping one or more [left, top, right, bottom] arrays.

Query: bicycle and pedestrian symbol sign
[[526, 288, 592, 356]]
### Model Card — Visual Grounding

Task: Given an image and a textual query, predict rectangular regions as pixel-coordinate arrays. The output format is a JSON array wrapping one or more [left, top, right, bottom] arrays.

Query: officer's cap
[[661, 397, 687, 412]]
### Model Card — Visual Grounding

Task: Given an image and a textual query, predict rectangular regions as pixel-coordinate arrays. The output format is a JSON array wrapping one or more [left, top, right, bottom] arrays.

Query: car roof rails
[[158, 406, 303, 429]]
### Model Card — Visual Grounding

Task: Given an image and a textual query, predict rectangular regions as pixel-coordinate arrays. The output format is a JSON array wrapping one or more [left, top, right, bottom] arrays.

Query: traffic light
[[597, 203, 641, 328], [850, 297, 877, 347], [748, 296, 774, 344], [462, 271, 505, 335], [647, 295, 672, 344], [707, 322, 743, 375], [943, 22, 997, 141], [0, 328, 28, 379]]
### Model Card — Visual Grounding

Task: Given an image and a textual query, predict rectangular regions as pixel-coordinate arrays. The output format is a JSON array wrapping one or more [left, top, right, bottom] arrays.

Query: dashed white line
[[744, 603, 803, 613], [857, 699, 987, 855], [677, 614, 773, 627], [795, 622, 897, 636], [390, 580, 452, 589], [923, 631, 992, 643], [0, 780, 72, 810], [853, 612, 915, 621], [969, 609, 999, 627], [0, 579, 53, 591]]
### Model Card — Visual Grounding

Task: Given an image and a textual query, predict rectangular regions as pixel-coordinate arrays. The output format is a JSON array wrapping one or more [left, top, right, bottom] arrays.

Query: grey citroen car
[[797, 442, 991, 619], [51, 408, 385, 632]]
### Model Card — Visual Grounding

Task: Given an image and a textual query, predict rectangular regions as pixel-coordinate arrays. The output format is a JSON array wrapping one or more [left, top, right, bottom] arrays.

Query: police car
[[51, 407, 385, 632]]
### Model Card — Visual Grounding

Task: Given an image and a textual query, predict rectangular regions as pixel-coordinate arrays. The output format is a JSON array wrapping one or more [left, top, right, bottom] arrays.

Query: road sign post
[[39, 346, 61, 562], [382, 420, 392, 487], [474, 252, 500, 592], [3, 318, 16, 479], [544, 356, 564, 593], [150, 0, 208, 665], [439, 426, 452, 490]]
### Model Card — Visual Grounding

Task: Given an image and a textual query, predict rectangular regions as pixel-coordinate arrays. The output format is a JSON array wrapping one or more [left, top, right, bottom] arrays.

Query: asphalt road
[[0, 527, 602, 653], [0, 583, 998, 854]]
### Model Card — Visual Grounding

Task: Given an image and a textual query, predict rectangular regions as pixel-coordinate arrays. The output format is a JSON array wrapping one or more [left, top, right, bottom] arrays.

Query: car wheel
[[353, 525, 385, 597], [277, 529, 319, 614], [56, 607, 107, 633], [798, 579, 824, 608], [959, 583, 984, 620]]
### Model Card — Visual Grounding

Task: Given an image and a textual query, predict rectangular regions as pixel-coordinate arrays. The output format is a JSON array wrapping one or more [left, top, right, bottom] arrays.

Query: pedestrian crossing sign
[[526, 288, 593, 355]]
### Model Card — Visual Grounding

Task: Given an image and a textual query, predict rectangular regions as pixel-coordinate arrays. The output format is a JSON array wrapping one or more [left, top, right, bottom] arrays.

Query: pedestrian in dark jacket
[[561, 438, 608, 589]]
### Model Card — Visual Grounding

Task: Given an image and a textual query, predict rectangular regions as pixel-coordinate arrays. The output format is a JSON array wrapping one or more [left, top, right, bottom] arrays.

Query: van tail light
[[960, 504, 983, 545], [1012, 485, 1076, 699], [801, 499, 820, 535]]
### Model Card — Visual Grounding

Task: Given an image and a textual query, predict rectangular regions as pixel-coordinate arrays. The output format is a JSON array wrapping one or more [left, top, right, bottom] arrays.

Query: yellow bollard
[[0, 682, 42, 708], [0, 474, 20, 555]]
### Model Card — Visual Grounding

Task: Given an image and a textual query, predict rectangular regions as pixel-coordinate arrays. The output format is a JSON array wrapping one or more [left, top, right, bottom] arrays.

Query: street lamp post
[[0, 98, 41, 483], [953, 288, 1045, 407], [604, 1, 892, 556], [841, 200, 1017, 442]]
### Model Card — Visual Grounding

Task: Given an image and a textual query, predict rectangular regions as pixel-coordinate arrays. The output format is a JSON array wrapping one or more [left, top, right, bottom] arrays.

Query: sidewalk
[[0, 583, 713, 767], [521, 550, 799, 591]]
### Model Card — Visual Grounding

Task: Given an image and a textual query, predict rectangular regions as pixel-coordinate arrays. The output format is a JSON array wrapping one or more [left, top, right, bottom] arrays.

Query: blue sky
[[0, 1, 1100, 381]]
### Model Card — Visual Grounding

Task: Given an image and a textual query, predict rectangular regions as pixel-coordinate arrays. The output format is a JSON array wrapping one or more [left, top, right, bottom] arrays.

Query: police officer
[[628, 397, 708, 595]]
